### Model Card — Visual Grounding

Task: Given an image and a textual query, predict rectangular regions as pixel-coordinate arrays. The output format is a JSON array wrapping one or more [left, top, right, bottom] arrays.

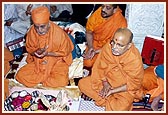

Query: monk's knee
[[59, 80, 69, 87], [50, 77, 69, 87], [78, 78, 83, 90], [110, 102, 132, 111], [78, 77, 91, 92], [15, 74, 22, 83]]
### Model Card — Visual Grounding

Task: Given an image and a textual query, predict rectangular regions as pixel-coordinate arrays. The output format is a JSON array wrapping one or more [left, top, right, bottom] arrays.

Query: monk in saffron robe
[[78, 28, 144, 111], [16, 6, 74, 88], [4, 47, 14, 75], [4, 47, 14, 99], [142, 64, 164, 111], [83, 4, 127, 67]]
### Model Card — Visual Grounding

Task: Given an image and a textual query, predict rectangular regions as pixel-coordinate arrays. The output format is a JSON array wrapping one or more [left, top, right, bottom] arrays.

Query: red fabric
[[141, 36, 164, 66]]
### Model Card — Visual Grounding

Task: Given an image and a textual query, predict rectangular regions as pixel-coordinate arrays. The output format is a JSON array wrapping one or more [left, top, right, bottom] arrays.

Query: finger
[[43, 51, 48, 56], [34, 52, 38, 56], [44, 45, 49, 50], [105, 94, 109, 98], [90, 53, 95, 59], [34, 52, 41, 57], [105, 91, 111, 98], [98, 92, 102, 97], [83, 54, 90, 59], [102, 91, 107, 98], [82, 53, 86, 58], [98, 91, 101, 96], [82, 55, 87, 59]]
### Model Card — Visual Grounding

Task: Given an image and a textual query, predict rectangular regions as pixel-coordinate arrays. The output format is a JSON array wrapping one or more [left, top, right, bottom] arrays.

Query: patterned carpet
[[78, 98, 105, 111], [78, 97, 164, 111]]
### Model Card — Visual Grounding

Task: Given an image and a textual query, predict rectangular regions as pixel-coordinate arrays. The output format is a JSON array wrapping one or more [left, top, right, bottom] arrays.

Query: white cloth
[[4, 4, 23, 46], [46, 4, 73, 18], [10, 4, 43, 35], [68, 57, 83, 79]]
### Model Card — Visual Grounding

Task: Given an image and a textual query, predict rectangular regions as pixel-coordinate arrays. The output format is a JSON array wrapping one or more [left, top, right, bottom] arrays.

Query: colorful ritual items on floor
[[4, 89, 73, 111], [4, 79, 81, 111]]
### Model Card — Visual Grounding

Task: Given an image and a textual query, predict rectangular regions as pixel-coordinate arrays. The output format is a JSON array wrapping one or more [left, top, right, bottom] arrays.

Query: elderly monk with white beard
[[16, 6, 74, 88]]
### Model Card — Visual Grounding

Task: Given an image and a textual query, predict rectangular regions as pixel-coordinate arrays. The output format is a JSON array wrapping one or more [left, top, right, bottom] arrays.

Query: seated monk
[[4, 47, 14, 76], [83, 4, 127, 68], [142, 64, 164, 111], [78, 28, 144, 111], [15, 6, 74, 88], [4, 47, 14, 99]]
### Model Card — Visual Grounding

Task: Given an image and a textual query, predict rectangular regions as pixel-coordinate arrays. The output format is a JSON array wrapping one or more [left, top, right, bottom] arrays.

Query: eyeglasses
[[110, 39, 128, 49], [34, 24, 48, 30]]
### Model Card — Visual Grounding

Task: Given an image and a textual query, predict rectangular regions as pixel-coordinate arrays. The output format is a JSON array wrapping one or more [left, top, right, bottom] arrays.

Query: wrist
[[88, 47, 94, 50], [47, 52, 57, 57], [46, 52, 50, 56], [31, 51, 35, 56]]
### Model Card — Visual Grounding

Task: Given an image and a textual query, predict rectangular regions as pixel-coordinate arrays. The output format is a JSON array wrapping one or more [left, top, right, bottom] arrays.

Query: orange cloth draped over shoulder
[[142, 66, 164, 102], [78, 42, 144, 111], [84, 7, 127, 67], [4, 47, 14, 75], [16, 21, 74, 88]]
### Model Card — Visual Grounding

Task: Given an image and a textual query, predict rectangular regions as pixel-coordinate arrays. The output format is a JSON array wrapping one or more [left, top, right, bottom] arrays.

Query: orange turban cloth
[[31, 6, 50, 24]]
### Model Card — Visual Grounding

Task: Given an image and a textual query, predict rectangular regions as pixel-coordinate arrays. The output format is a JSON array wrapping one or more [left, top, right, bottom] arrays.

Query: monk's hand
[[83, 48, 95, 59], [105, 87, 114, 98], [35, 48, 45, 55], [34, 50, 48, 58], [35, 45, 49, 55], [99, 80, 111, 98], [5, 20, 13, 26], [89, 49, 96, 59], [26, 4, 33, 16], [34, 46, 49, 58]]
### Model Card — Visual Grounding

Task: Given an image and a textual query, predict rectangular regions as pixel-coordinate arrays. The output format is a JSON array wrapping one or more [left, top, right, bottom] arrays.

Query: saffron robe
[[4, 79, 9, 100], [142, 66, 164, 102], [4, 48, 14, 99], [84, 7, 127, 67], [4, 47, 14, 76], [78, 42, 144, 111], [16, 21, 74, 88]]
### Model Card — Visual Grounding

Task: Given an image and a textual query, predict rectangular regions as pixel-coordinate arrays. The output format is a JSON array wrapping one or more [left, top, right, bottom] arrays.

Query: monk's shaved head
[[114, 28, 133, 44], [111, 28, 133, 56]]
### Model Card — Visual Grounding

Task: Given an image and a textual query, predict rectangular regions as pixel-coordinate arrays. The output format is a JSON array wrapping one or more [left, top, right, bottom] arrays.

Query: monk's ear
[[127, 42, 132, 49]]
